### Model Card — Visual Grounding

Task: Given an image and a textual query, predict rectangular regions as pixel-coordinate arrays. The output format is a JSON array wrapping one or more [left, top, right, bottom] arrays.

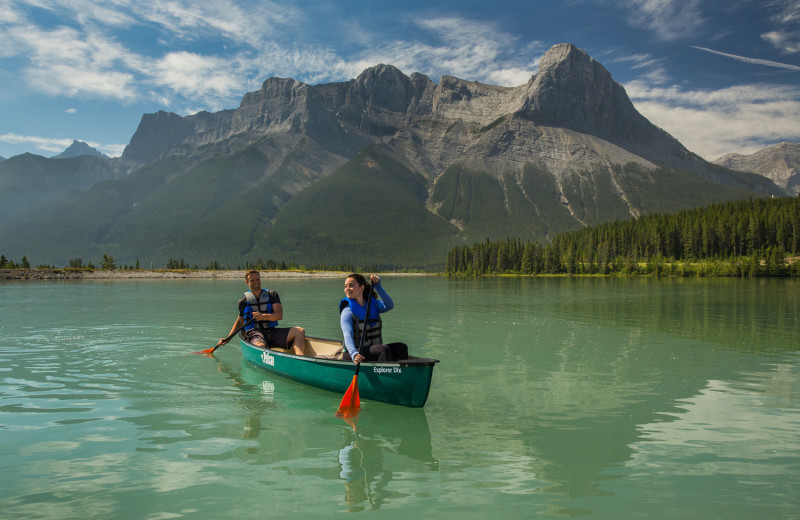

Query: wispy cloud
[[1, 1, 304, 102], [154, 51, 246, 103], [0, 132, 126, 157], [625, 80, 800, 159], [8, 23, 140, 100], [611, 53, 670, 84], [762, 0, 800, 53], [343, 16, 542, 86], [622, 0, 705, 41], [692, 46, 800, 71], [127, 0, 299, 46]]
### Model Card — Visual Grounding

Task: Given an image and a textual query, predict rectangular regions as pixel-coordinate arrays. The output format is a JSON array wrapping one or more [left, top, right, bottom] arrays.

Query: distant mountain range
[[0, 43, 792, 269], [714, 142, 800, 196], [53, 140, 109, 160]]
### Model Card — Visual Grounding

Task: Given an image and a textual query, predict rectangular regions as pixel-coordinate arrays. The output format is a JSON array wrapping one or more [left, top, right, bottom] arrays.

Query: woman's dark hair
[[346, 273, 375, 299]]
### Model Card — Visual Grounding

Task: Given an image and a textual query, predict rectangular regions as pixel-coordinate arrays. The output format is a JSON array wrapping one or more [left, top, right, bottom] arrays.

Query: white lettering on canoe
[[373, 367, 402, 374], [261, 351, 275, 366]]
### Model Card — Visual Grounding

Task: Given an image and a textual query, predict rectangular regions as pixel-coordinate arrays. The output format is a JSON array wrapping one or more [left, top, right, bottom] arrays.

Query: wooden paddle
[[193, 319, 250, 355], [337, 283, 374, 417]]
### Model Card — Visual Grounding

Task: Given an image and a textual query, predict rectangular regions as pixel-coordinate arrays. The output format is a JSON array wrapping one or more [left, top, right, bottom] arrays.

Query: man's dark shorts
[[245, 327, 292, 349]]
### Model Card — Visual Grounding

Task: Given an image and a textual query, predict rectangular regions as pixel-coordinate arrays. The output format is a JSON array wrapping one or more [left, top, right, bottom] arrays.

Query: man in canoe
[[217, 270, 306, 355], [340, 273, 407, 363]]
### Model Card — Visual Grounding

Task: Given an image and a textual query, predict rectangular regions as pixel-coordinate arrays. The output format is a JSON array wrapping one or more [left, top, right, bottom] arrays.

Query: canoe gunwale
[[241, 333, 439, 367]]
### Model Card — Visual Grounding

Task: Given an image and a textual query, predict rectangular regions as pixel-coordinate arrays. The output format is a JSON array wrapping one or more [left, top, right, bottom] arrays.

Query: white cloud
[[762, 30, 800, 54], [154, 51, 245, 102], [1, 0, 303, 106], [0, 132, 125, 157], [101, 143, 127, 157], [622, 0, 705, 42], [0, 132, 75, 153], [339, 16, 540, 87], [762, 0, 800, 54], [7, 23, 141, 100], [625, 80, 800, 159], [128, 0, 299, 46]]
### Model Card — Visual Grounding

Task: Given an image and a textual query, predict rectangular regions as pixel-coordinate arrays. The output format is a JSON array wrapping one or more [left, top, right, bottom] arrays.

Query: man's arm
[[218, 315, 245, 346]]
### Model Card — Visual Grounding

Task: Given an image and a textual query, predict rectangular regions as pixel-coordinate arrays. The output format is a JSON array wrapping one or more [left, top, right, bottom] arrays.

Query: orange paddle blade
[[338, 411, 359, 431], [337, 375, 361, 417], [192, 347, 216, 355]]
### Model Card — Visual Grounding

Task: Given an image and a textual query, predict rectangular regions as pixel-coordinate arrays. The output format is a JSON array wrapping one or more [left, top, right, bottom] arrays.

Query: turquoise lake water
[[1, 276, 799, 519]]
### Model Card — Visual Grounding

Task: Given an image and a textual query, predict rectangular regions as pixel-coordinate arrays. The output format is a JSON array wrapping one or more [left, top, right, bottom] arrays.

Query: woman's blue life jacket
[[340, 297, 383, 348], [244, 290, 278, 333]]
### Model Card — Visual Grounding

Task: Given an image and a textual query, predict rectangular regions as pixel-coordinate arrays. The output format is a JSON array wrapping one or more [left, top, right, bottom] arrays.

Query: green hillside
[[0, 153, 116, 221], [0, 141, 784, 271], [255, 145, 459, 270]]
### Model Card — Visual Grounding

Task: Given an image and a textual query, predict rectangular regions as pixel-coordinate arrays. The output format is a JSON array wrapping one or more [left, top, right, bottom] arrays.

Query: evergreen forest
[[445, 196, 800, 277]]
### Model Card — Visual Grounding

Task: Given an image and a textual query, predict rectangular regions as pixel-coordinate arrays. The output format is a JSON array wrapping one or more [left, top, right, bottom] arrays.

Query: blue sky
[[1, 0, 798, 161]]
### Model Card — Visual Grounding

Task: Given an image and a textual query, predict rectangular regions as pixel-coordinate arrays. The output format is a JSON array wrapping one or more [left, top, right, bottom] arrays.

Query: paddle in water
[[337, 282, 374, 417]]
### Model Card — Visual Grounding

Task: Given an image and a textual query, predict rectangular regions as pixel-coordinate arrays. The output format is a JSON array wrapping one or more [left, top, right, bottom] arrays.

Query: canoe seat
[[267, 337, 345, 360]]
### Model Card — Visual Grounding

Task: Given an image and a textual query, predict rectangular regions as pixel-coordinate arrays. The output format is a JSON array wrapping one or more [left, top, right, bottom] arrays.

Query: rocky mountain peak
[[333, 64, 425, 135], [714, 142, 800, 194], [517, 43, 697, 171], [519, 43, 636, 135], [234, 76, 312, 132], [53, 140, 108, 159], [122, 111, 197, 162]]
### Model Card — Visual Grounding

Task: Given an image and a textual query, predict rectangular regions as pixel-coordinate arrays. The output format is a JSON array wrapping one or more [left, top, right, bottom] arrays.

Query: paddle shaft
[[211, 318, 251, 353], [355, 284, 375, 362]]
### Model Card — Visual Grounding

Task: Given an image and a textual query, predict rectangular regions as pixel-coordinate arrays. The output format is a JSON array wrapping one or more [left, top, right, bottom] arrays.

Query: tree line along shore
[[446, 196, 800, 277]]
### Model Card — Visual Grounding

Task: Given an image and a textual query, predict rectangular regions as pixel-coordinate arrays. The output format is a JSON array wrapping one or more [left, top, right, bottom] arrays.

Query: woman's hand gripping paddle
[[337, 285, 374, 417]]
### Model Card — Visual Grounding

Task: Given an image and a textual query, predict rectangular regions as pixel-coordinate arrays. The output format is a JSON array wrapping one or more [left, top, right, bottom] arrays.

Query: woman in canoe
[[340, 274, 408, 363]]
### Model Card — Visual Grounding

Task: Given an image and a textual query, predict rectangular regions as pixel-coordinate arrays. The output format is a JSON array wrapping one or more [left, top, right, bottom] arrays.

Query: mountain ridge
[[0, 43, 788, 268], [714, 142, 800, 195]]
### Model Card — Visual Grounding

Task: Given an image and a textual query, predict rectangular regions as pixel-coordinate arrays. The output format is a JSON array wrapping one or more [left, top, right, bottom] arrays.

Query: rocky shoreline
[[1, 269, 432, 280], [0, 269, 364, 280]]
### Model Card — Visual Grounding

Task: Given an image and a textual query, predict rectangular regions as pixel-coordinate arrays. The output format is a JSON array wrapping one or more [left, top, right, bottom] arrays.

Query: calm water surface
[[1, 277, 799, 519]]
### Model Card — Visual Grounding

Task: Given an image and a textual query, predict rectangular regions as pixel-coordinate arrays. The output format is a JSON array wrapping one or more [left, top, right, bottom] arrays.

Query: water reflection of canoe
[[239, 335, 439, 407], [338, 407, 439, 510]]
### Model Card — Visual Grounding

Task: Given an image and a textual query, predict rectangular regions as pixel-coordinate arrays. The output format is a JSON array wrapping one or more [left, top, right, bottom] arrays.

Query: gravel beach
[[0, 269, 429, 280]]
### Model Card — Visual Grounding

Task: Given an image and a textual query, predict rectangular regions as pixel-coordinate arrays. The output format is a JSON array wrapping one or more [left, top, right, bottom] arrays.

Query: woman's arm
[[340, 307, 359, 358], [374, 282, 394, 312]]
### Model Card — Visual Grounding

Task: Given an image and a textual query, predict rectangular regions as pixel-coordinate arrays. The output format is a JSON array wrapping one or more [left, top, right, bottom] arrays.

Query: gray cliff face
[[122, 111, 198, 162], [336, 64, 420, 134], [119, 43, 755, 193], [517, 44, 700, 171], [714, 142, 800, 195], [235, 77, 309, 133]]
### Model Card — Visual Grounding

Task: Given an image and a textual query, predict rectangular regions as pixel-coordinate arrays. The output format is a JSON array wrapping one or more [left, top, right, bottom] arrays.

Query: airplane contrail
[[692, 46, 800, 71]]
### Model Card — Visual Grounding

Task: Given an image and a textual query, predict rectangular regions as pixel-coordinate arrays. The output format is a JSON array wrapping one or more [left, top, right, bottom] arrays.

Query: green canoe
[[239, 335, 439, 408]]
